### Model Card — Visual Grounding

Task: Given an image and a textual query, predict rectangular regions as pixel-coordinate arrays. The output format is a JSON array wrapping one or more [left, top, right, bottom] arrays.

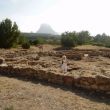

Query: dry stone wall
[[0, 66, 109, 94], [47, 49, 110, 60]]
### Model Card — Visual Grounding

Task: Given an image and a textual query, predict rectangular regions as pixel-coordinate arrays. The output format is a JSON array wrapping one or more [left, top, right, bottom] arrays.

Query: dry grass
[[75, 45, 110, 50], [0, 76, 110, 110]]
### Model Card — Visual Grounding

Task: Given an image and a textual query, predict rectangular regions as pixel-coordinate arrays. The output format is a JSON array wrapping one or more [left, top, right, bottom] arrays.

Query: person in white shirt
[[61, 55, 67, 73]]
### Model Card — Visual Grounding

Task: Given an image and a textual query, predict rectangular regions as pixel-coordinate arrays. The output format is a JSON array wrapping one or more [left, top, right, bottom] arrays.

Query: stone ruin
[[0, 48, 110, 95], [0, 66, 109, 94], [0, 57, 5, 64]]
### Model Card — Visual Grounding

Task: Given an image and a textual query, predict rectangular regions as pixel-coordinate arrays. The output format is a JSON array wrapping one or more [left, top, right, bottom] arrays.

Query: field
[[0, 45, 110, 110]]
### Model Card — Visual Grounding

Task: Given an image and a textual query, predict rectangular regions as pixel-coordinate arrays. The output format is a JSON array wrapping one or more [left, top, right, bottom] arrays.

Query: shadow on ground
[[0, 74, 110, 105]]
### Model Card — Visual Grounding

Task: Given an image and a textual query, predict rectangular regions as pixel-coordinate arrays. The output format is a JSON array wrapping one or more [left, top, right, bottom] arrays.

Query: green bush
[[61, 36, 76, 47], [105, 44, 110, 48], [18, 35, 28, 45], [32, 39, 39, 45], [92, 42, 104, 46], [61, 32, 77, 48], [32, 38, 46, 45], [22, 42, 30, 49]]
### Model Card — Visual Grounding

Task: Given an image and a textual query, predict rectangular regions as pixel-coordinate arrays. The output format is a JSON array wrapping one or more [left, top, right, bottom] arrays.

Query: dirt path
[[0, 76, 109, 110]]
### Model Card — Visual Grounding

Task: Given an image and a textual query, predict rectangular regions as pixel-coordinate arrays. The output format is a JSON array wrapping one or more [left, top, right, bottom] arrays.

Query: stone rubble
[[0, 47, 110, 94]]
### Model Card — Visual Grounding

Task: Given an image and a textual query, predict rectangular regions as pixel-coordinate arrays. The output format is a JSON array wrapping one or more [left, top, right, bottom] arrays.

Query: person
[[61, 55, 67, 73], [84, 54, 89, 61]]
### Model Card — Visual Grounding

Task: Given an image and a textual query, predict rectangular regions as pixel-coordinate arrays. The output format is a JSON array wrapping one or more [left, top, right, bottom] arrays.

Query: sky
[[0, 0, 110, 35]]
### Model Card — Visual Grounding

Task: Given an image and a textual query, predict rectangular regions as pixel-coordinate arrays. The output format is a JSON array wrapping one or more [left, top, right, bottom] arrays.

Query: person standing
[[61, 55, 67, 73]]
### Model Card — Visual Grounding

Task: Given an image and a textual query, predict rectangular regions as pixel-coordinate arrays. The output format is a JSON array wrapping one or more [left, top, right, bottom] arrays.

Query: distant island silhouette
[[37, 24, 58, 35]]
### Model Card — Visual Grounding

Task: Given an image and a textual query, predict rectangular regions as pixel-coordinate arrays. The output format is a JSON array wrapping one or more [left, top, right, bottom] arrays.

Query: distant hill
[[37, 24, 58, 35], [21, 32, 60, 41]]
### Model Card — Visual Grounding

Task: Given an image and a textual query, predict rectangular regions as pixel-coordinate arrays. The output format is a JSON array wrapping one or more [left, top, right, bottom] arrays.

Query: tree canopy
[[61, 30, 110, 48], [0, 18, 20, 48], [61, 31, 92, 48], [61, 32, 77, 48]]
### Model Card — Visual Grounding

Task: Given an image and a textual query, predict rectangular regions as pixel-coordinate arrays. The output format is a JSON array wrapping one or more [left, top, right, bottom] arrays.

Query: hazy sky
[[0, 0, 110, 35]]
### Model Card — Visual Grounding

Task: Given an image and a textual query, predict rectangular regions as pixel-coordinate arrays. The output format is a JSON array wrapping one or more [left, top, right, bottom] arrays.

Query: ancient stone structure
[[0, 66, 109, 94], [0, 58, 5, 64], [0, 48, 110, 95]]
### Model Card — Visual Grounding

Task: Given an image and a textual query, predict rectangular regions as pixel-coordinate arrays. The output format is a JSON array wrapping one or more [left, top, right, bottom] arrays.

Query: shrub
[[32, 37, 46, 45], [92, 42, 104, 46], [61, 32, 77, 48], [32, 39, 39, 45], [105, 44, 110, 48], [22, 42, 30, 49], [18, 35, 28, 45]]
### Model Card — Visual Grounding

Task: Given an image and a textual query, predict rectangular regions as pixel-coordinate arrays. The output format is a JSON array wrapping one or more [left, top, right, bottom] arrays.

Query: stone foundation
[[0, 66, 109, 94], [48, 49, 110, 60]]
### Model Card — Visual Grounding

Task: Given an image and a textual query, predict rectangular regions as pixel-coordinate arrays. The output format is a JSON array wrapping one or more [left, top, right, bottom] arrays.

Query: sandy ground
[[0, 76, 110, 110]]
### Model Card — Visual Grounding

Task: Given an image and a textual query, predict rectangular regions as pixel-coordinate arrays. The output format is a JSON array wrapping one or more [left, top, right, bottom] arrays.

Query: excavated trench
[[0, 48, 110, 95]]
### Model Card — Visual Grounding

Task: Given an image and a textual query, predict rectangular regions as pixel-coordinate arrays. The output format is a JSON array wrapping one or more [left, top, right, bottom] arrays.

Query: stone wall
[[0, 66, 109, 94], [45, 49, 110, 60]]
